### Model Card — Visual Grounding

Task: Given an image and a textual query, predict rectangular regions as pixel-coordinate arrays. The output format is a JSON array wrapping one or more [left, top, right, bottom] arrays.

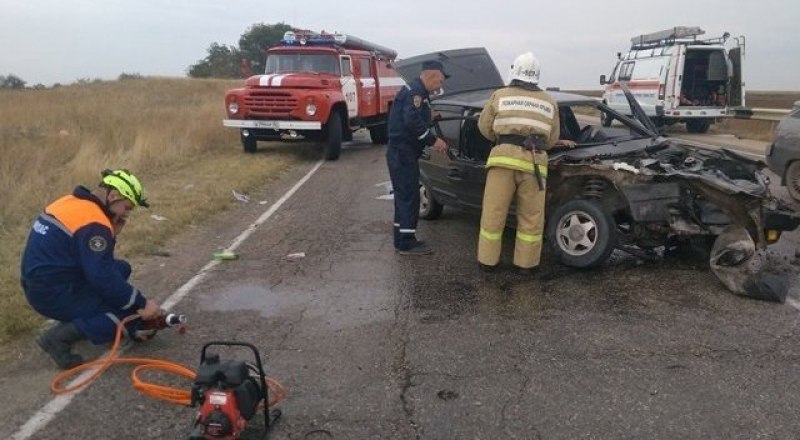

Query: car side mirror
[[599, 75, 607, 85]]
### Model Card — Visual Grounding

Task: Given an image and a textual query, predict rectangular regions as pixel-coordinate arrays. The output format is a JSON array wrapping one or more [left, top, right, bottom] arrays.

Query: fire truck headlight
[[227, 102, 239, 115], [305, 103, 317, 116]]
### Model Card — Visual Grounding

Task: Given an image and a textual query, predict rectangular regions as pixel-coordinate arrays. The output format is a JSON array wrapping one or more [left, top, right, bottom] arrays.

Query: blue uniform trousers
[[386, 145, 421, 250], [23, 260, 141, 344]]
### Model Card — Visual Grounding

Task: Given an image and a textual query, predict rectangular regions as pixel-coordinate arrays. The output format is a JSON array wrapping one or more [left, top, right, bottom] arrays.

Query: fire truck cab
[[223, 31, 405, 160], [600, 26, 745, 133]]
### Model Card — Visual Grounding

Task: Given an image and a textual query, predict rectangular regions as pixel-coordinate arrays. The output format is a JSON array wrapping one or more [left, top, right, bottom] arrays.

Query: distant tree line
[[187, 22, 293, 79], [0, 74, 26, 89]]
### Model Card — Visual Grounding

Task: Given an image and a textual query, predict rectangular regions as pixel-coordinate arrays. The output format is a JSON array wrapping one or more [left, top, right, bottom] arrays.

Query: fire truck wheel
[[369, 124, 388, 144], [324, 112, 343, 160], [241, 132, 257, 153]]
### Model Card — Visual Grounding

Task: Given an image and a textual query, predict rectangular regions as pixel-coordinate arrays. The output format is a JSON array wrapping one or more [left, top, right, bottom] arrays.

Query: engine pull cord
[[49, 315, 288, 407]]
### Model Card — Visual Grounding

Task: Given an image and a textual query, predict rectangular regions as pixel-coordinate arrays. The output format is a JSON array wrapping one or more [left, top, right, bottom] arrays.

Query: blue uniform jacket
[[21, 186, 147, 314], [387, 77, 436, 156]]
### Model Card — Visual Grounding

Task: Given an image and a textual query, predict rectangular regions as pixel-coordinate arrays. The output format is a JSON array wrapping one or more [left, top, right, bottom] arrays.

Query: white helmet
[[509, 52, 540, 85]]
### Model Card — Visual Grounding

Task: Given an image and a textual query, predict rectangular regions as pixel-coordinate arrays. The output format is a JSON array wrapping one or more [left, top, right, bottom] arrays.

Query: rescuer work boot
[[36, 322, 85, 370], [479, 263, 497, 272], [397, 242, 434, 255]]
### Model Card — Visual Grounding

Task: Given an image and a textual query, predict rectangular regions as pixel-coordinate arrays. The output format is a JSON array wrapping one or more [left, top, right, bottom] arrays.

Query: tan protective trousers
[[477, 167, 546, 269]]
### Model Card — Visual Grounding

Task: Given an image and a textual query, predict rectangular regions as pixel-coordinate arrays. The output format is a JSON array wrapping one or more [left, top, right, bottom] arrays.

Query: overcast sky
[[1, 0, 797, 90]]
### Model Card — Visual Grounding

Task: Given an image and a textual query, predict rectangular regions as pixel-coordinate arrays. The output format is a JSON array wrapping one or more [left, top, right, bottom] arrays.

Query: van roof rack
[[630, 26, 706, 49]]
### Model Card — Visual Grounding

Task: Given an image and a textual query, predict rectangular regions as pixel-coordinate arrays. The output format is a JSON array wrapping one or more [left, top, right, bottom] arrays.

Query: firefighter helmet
[[101, 169, 149, 208], [509, 52, 540, 85]]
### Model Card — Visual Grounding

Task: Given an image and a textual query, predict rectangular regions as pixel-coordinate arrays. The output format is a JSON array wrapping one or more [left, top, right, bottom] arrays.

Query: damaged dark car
[[395, 48, 800, 302]]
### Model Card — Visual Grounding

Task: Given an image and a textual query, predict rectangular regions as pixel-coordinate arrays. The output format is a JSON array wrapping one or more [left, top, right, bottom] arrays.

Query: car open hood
[[393, 47, 504, 97], [621, 82, 660, 136]]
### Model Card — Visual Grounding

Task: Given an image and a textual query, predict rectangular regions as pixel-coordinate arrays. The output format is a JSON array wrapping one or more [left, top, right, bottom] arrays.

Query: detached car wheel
[[547, 199, 616, 268], [785, 161, 800, 202], [419, 182, 443, 220]]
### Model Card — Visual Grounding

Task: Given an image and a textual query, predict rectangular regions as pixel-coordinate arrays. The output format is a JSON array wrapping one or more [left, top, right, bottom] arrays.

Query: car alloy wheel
[[419, 183, 443, 220], [547, 199, 616, 268]]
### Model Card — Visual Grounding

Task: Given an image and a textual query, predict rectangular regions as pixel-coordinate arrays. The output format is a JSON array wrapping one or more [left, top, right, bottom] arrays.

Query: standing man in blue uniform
[[386, 60, 449, 255], [20, 169, 161, 369]]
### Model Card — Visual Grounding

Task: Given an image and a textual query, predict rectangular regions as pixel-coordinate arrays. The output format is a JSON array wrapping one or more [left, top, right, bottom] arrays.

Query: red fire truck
[[223, 30, 405, 160]]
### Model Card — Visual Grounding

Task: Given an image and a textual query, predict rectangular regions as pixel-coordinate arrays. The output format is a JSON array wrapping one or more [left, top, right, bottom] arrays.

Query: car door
[[425, 104, 491, 212], [420, 103, 464, 207]]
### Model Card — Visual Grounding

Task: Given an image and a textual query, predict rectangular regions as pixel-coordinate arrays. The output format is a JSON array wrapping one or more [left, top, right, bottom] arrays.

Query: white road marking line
[[786, 298, 800, 312], [11, 159, 325, 440]]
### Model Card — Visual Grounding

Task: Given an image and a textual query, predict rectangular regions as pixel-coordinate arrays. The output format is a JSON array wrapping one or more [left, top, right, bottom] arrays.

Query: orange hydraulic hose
[[50, 315, 287, 408]]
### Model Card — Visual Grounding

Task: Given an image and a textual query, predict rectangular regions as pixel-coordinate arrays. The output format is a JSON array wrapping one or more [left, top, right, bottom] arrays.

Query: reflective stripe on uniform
[[497, 96, 555, 118], [121, 287, 139, 310], [480, 228, 503, 241], [105, 312, 130, 339], [485, 156, 548, 176], [399, 228, 416, 233], [516, 231, 542, 243], [493, 117, 552, 133], [39, 213, 73, 237]]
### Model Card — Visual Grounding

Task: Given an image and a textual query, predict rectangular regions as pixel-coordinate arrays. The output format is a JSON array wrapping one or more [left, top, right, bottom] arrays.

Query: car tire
[[547, 199, 616, 268], [786, 160, 800, 202], [324, 112, 343, 160], [686, 118, 710, 134], [419, 182, 443, 220], [241, 131, 257, 154], [369, 123, 388, 144]]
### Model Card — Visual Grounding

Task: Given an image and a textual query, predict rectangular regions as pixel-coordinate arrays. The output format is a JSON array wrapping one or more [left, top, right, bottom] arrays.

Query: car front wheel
[[547, 199, 616, 268], [786, 160, 800, 202], [419, 182, 443, 220]]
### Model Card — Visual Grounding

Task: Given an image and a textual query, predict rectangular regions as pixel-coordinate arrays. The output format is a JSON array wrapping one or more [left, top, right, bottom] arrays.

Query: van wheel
[[324, 112, 343, 160], [547, 199, 616, 268], [786, 161, 800, 202], [241, 131, 257, 153], [600, 109, 613, 127], [686, 118, 710, 133], [369, 124, 388, 144], [419, 182, 443, 220]]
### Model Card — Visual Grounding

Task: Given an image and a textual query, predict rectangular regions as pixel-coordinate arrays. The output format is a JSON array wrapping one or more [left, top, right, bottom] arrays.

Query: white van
[[600, 27, 745, 133]]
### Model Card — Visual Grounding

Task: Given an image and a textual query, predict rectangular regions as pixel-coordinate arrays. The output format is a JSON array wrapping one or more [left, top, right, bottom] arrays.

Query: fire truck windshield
[[264, 54, 341, 75]]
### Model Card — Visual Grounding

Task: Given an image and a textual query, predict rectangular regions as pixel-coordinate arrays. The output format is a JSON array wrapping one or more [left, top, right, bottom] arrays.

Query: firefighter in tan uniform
[[477, 52, 573, 271]]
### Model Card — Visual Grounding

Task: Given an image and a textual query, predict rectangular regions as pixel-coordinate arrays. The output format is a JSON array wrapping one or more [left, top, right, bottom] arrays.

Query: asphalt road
[[5, 132, 800, 440]]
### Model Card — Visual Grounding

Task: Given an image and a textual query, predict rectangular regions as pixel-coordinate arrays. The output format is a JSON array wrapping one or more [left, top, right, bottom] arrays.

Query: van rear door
[[728, 47, 745, 107], [665, 45, 685, 111]]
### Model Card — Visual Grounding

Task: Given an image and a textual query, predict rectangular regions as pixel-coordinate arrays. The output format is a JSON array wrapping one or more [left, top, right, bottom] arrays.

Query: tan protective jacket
[[478, 86, 560, 173]]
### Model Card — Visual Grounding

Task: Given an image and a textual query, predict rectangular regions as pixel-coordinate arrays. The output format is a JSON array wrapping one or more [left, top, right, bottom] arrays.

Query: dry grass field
[[0, 78, 318, 343]]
